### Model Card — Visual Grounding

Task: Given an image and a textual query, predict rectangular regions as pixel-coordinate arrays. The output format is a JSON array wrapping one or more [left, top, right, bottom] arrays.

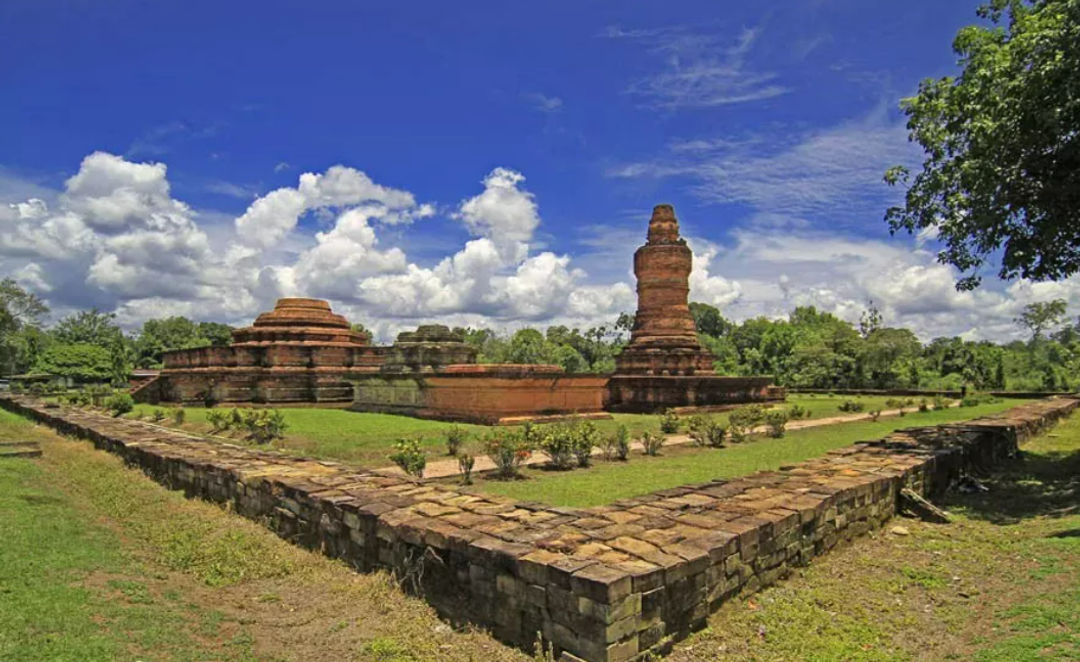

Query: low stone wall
[[2, 395, 1074, 662], [606, 375, 785, 413]]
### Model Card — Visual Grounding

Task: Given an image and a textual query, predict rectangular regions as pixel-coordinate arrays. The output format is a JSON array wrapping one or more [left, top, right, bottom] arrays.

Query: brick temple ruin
[[135, 205, 782, 421]]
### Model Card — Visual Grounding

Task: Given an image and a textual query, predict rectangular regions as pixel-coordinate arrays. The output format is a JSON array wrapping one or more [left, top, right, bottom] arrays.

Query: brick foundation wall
[[2, 395, 1074, 661]]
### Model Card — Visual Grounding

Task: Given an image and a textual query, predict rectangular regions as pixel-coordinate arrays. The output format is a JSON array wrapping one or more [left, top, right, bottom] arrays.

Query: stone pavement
[[2, 395, 1073, 662]]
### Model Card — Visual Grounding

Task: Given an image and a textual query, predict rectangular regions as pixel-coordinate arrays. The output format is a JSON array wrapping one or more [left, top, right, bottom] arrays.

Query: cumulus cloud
[[0, 153, 633, 338], [235, 165, 427, 248], [457, 167, 540, 263]]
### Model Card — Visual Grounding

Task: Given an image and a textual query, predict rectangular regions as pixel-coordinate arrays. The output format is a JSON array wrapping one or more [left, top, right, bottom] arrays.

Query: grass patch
[[662, 406, 1080, 662], [472, 399, 1030, 507], [123, 394, 915, 467], [0, 408, 528, 662]]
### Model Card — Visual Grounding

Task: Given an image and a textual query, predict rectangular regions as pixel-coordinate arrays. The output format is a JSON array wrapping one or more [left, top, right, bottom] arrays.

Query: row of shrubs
[[389, 404, 804, 482], [206, 407, 288, 444]]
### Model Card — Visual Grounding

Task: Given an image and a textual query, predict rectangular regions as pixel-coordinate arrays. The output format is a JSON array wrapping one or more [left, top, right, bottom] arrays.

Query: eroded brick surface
[[3, 395, 1074, 662]]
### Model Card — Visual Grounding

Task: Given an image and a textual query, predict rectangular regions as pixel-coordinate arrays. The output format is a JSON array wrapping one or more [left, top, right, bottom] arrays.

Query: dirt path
[[383, 402, 958, 479]]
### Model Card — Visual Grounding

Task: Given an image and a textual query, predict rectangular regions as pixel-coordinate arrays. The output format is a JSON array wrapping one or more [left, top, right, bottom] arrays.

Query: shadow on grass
[[947, 448, 1080, 525]]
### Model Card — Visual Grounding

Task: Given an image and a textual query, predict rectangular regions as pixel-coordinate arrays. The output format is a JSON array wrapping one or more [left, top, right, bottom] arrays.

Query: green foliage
[[457, 453, 475, 485], [573, 420, 599, 467], [885, 0, 1080, 288], [482, 431, 531, 479], [242, 409, 287, 445], [932, 395, 949, 410], [658, 409, 680, 433], [538, 424, 576, 470], [600, 424, 631, 461], [728, 404, 765, 443], [444, 425, 467, 456], [640, 431, 665, 456], [838, 400, 865, 413], [919, 399, 930, 413], [206, 409, 227, 432], [173, 408, 186, 425], [869, 409, 882, 422], [388, 438, 426, 478], [1015, 299, 1069, 341], [133, 317, 235, 368], [151, 408, 166, 422], [688, 415, 727, 447], [788, 403, 810, 420], [764, 410, 789, 438], [105, 392, 134, 417], [33, 342, 114, 382], [0, 278, 49, 375]]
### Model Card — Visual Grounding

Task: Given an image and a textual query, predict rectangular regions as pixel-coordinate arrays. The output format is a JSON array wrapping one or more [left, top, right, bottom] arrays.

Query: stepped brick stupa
[[607, 204, 783, 411]]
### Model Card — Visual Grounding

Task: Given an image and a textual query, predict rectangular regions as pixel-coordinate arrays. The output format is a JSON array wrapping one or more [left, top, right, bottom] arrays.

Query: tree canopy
[[885, 0, 1080, 289]]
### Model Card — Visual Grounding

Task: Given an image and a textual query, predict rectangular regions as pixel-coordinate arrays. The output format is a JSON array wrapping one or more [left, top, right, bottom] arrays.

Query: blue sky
[[2, 0, 1077, 342]]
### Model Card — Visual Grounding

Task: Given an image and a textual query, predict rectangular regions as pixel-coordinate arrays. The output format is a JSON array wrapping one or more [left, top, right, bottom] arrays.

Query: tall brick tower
[[615, 204, 716, 375]]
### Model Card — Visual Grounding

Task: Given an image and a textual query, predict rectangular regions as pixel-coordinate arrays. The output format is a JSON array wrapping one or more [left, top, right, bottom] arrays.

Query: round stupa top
[[232, 298, 366, 346], [647, 204, 682, 244]]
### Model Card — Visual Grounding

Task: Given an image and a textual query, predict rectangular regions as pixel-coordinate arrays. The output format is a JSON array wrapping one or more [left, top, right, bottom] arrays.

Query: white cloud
[[604, 25, 788, 109], [457, 167, 539, 263], [523, 92, 564, 113]]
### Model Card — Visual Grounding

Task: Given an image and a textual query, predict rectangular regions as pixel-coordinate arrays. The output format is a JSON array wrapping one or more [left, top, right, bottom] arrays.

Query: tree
[[689, 302, 732, 338], [1015, 298, 1068, 340], [885, 0, 1080, 289], [198, 322, 234, 346], [33, 343, 113, 382], [0, 279, 49, 375], [859, 301, 883, 339], [134, 316, 210, 368], [52, 309, 123, 346]]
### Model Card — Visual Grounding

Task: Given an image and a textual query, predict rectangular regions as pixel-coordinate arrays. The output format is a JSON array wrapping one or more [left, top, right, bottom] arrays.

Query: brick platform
[[2, 395, 1074, 661]]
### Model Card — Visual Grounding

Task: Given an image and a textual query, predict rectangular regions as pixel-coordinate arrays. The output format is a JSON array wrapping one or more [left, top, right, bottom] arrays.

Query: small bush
[[602, 425, 630, 461], [389, 437, 426, 478], [658, 409, 680, 434], [869, 409, 882, 422], [539, 424, 576, 470], [640, 431, 665, 456], [173, 408, 186, 425], [244, 409, 287, 444], [688, 415, 726, 447], [445, 425, 467, 456], [728, 404, 765, 443], [206, 409, 227, 432], [229, 407, 244, 429], [918, 398, 929, 412], [483, 431, 531, 479], [788, 403, 810, 420], [151, 408, 166, 422], [838, 400, 865, 413], [573, 421, 599, 467], [105, 392, 134, 417], [932, 395, 948, 410], [764, 410, 789, 438], [961, 395, 980, 407], [457, 453, 475, 485], [28, 382, 45, 397]]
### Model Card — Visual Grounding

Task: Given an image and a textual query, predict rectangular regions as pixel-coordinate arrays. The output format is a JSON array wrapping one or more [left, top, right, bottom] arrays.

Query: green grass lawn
[[123, 393, 915, 467], [0, 407, 527, 662], [473, 399, 1030, 508]]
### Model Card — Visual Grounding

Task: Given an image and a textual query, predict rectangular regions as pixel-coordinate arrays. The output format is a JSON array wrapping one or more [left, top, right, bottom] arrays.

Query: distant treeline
[[2, 278, 1076, 391]]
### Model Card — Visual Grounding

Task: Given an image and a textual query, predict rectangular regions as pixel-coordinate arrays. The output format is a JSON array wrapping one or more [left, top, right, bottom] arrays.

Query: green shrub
[[601, 425, 630, 461], [688, 415, 726, 447], [932, 395, 948, 410], [28, 382, 45, 397], [389, 437, 426, 478], [457, 453, 475, 485], [244, 409, 287, 444], [728, 405, 765, 443], [483, 431, 531, 479], [151, 408, 166, 422], [173, 408, 186, 425], [640, 431, 665, 456], [838, 400, 865, 413], [869, 409, 882, 421], [445, 425, 467, 456], [788, 403, 810, 420], [229, 407, 244, 429], [918, 398, 930, 412], [10, 383, 24, 395], [573, 421, 599, 467], [764, 410, 789, 438], [961, 395, 980, 407], [658, 409, 680, 434], [539, 424, 576, 470], [105, 392, 134, 417], [206, 409, 227, 432]]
